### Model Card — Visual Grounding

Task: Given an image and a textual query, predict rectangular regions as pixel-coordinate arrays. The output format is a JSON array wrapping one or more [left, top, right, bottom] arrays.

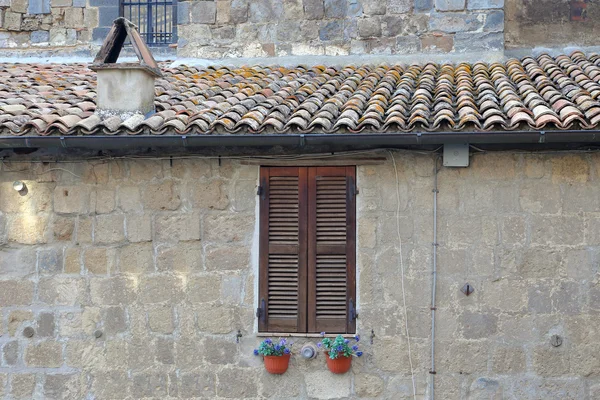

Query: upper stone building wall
[[177, 0, 505, 58], [0, 0, 506, 57], [505, 0, 600, 49]]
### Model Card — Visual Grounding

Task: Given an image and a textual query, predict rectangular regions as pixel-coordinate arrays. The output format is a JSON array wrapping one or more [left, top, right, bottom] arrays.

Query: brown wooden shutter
[[258, 167, 308, 332], [307, 166, 356, 333]]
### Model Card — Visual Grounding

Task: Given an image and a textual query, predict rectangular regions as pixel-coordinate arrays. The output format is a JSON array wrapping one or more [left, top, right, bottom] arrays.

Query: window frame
[[119, 0, 178, 46], [258, 166, 357, 334]]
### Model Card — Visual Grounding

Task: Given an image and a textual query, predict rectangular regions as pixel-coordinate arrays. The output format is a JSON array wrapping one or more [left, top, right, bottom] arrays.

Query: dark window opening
[[120, 0, 177, 46]]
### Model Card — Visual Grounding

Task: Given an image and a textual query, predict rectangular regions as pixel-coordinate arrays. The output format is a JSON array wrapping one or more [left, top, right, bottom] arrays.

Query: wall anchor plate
[[461, 283, 474, 296]]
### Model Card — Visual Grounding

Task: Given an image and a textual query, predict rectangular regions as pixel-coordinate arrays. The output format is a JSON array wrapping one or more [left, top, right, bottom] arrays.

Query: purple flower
[[264, 338, 272, 344], [274, 345, 281, 351], [279, 338, 287, 345], [337, 345, 343, 351], [320, 332, 326, 336], [356, 351, 363, 357], [344, 339, 350, 344], [317, 343, 322, 348], [355, 335, 360, 342], [284, 348, 291, 354], [253, 349, 259, 356], [352, 345, 358, 351]]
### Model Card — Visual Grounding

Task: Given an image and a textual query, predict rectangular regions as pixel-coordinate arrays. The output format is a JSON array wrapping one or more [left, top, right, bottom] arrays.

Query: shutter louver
[[308, 167, 356, 333], [259, 167, 307, 332]]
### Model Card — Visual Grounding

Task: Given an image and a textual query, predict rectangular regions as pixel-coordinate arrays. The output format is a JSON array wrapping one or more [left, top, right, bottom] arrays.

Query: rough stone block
[[191, 0, 217, 23], [324, 0, 346, 18], [3, 341, 19, 365], [459, 311, 498, 339], [126, 214, 152, 242], [531, 215, 584, 246], [415, 0, 433, 11], [8, 310, 34, 336], [39, 248, 63, 274], [54, 186, 89, 214], [0, 247, 36, 276], [177, 1, 190, 24], [187, 275, 221, 303], [156, 243, 201, 272], [52, 215, 75, 241], [148, 306, 175, 334], [139, 275, 184, 304], [25, 341, 63, 367], [10, 0, 28, 13], [43, 374, 81, 400], [196, 303, 235, 333], [230, 0, 249, 23], [84, 248, 110, 274], [362, 0, 386, 15], [421, 32, 454, 52], [37, 312, 56, 337], [90, 371, 131, 399], [551, 154, 590, 183], [92, 189, 115, 214], [205, 245, 250, 271], [388, 0, 412, 13], [302, 0, 324, 19], [435, 0, 465, 11], [90, 276, 136, 305], [102, 306, 127, 335], [191, 179, 229, 209], [142, 181, 181, 211], [483, 10, 503, 32], [533, 346, 570, 376], [358, 17, 381, 38], [9, 374, 36, 399], [467, 0, 503, 9], [117, 186, 142, 212], [8, 214, 48, 244], [519, 182, 560, 213], [52, 0, 72, 5], [94, 214, 125, 245], [216, 368, 258, 398], [29, 0, 51, 14], [305, 370, 351, 399], [203, 213, 253, 242], [0, 280, 34, 305], [155, 213, 200, 242], [118, 243, 154, 274], [180, 371, 215, 397], [63, 7, 84, 28], [355, 374, 384, 397], [429, 12, 483, 33]]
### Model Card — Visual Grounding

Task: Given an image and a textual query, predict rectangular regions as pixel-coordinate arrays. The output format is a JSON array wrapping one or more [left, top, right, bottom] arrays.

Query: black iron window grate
[[120, 0, 177, 46]]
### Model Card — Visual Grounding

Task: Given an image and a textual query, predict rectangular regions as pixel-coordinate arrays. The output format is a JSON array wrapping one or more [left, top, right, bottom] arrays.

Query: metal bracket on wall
[[443, 143, 469, 167]]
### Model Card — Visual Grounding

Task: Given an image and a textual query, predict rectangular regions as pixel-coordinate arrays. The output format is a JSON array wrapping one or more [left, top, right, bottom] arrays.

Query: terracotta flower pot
[[325, 352, 352, 374], [263, 353, 290, 374]]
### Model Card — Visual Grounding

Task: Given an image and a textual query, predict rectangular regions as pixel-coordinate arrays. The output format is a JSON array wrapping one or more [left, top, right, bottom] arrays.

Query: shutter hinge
[[256, 298, 266, 322], [257, 186, 264, 196], [349, 299, 358, 321]]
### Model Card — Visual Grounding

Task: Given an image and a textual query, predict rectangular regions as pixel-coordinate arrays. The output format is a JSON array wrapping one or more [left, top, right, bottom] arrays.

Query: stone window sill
[[257, 332, 357, 339]]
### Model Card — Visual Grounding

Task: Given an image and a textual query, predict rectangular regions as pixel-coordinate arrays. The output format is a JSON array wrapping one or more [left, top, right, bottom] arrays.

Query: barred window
[[120, 0, 177, 46]]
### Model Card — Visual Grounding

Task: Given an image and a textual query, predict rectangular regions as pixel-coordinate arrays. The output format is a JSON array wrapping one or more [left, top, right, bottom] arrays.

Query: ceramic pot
[[325, 352, 352, 374]]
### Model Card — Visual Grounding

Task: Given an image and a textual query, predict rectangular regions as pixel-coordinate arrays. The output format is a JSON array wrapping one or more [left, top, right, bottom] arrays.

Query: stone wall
[[0, 0, 101, 49], [0, 151, 599, 399], [505, 0, 600, 49], [177, 0, 505, 58]]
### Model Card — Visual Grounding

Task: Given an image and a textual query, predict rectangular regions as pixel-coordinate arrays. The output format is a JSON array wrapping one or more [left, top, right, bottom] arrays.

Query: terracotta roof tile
[[2, 52, 600, 136]]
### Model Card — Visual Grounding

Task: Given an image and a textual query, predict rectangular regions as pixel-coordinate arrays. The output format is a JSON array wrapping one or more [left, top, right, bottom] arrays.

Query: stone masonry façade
[[0, 0, 505, 56], [0, 151, 599, 398]]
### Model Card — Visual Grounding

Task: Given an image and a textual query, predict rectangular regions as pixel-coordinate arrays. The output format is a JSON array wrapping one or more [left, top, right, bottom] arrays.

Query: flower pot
[[263, 353, 290, 374], [325, 352, 352, 374]]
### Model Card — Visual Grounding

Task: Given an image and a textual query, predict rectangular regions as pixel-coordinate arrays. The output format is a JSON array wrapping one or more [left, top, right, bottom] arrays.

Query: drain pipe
[[430, 155, 440, 399]]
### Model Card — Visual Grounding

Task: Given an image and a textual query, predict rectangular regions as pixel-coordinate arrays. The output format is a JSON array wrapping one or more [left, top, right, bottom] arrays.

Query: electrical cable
[[388, 149, 417, 400]]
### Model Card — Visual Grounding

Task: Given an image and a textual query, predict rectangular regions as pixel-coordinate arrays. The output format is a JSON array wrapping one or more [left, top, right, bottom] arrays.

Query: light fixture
[[12, 181, 25, 192]]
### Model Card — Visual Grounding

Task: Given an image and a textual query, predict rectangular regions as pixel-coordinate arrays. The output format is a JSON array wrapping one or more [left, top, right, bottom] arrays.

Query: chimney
[[90, 18, 162, 119]]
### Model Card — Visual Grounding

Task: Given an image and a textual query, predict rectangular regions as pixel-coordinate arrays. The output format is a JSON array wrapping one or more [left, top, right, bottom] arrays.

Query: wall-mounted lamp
[[13, 181, 27, 195]]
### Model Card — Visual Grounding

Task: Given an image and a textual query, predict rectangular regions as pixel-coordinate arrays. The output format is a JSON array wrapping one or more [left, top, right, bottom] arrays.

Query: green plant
[[318, 333, 363, 359], [254, 338, 292, 356]]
